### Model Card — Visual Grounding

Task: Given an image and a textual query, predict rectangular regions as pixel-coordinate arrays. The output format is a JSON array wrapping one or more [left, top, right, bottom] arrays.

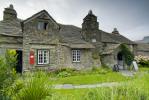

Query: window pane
[[38, 50, 49, 64], [72, 50, 80, 62], [38, 22, 44, 30], [38, 22, 48, 30]]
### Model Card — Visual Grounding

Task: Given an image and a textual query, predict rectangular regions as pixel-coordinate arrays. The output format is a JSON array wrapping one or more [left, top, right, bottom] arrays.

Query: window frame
[[37, 49, 50, 65], [72, 50, 81, 62], [37, 21, 48, 30]]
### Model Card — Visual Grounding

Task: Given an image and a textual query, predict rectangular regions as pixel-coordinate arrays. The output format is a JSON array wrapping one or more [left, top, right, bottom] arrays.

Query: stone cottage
[[0, 5, 137, 72], [136, 43, 149, 56]]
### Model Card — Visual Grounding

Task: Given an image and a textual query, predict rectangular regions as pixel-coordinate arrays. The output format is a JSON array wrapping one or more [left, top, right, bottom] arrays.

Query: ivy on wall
[[120, 44, 134, 66]]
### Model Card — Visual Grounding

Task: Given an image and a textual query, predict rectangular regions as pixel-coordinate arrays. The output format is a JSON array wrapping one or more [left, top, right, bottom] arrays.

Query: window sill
[[72, 61, 81, 63], [35, 64, 50, 67]]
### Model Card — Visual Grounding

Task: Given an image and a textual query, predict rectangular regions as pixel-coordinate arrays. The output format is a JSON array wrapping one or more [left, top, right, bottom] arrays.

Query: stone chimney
[[112, 28, 119, 35], [82, 10, 99, 32], [81, 10, 99, 42], [3, 4, 17, 20]]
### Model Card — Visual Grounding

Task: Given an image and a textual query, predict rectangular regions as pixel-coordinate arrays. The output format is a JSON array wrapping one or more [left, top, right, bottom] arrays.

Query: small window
[[72, 50, 81, 62], [37, 50, 49, 64], [92, 39, 96, 43], [37, 22, 48, 30]]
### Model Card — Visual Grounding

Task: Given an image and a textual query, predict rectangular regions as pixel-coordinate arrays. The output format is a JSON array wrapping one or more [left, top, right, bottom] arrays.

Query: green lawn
[[51, 71, 149, 100], [139, 67, 149, 72], [50, 72, 132, 85]]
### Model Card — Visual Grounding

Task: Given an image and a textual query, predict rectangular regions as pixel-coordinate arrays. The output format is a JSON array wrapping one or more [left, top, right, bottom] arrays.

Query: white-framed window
[[72, 50, 81, 62], [37, 50, 49, 64], [37, 22, 48, 30]]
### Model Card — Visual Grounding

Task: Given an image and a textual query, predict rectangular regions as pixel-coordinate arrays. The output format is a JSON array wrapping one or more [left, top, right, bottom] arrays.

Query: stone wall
[[137, 51, 149, 56], [136, 43, 149, 56], [22, 14, 60, 71], [101, 43, 135, 68], [22, 12, 102, 71], [60, 46, 101, 70], [101, 54, 115, 67]]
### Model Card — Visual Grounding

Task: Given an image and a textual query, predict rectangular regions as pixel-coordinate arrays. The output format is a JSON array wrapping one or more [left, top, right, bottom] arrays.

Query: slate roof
[[58, 23, 135, 47], [101, 44, 120, 55], [137, 43, 149, 51], [59, 24, 94, 48], [23, 10, 57, 25], [99, 30, 135, 44], [0, 9, 135, 48], [0, 19, 22, 37]]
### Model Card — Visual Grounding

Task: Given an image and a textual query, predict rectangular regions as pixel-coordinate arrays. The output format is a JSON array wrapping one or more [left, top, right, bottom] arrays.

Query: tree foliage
[[0, 50, 18, 99], [120, 44, 134, 66]]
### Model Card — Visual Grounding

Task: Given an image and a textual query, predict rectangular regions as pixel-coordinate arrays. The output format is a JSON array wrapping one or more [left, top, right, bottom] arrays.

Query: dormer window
[[37, 22, 48, 30], [92, 38, 96, 43]]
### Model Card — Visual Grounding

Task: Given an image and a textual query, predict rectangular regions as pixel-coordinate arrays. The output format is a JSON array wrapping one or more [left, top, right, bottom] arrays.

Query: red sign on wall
[[30, 51, 34, 65]]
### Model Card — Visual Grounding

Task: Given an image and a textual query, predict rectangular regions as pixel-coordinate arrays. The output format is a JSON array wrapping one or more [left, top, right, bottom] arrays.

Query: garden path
[[54, 82, 120, 89], [119, 70, 136, 77]]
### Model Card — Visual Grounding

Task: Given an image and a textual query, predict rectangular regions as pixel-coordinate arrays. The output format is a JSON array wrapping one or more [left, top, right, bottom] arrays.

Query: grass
[[51, 70, 149, 100], [50, 72, 132, 85], [2, 67, 149, 100], [52, 88, 89, 100], [139, 67, 149, 72]]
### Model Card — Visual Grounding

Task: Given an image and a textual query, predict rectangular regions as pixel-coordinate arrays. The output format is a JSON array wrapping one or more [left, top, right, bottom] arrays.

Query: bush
[[135, 55, 149, 67], [55, 68, 76, 74], [4, 71, 52, 100], [49, 68, 77, 77], [0, 50, 18, 99], [57, 71, 71, 77], [120, 44, 134, 66]]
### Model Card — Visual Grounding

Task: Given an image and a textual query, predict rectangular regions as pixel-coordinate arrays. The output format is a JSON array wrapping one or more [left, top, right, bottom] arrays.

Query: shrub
[[4, 71, 52, 100], [49, 68, 77, 77], [120, 44, 134, 66], [5, 49, 17, 69], [57, 71, 71, 77], [0, 50, 18, 99], [55, 68, 76, 73], [135, 55, 149, 67]]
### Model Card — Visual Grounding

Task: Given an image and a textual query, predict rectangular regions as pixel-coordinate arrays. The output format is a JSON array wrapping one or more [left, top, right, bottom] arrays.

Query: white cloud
[[123, 25, 149, 40], [0, 0, 148, 40]]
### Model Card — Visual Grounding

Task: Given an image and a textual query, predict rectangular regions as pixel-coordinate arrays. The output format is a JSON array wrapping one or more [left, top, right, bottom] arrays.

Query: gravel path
[[54, 82, 120, 89]]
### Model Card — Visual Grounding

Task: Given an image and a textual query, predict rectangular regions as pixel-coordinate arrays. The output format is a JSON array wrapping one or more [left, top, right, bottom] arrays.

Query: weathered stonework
[[1, 4, 146, 72]]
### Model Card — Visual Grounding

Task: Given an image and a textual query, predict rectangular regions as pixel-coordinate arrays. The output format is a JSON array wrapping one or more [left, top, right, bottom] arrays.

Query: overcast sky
[[0, 0, 149, 40]]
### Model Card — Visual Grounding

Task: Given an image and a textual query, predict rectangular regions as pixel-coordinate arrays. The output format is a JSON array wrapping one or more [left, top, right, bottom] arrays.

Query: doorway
[[117, 52, 124, 70], [16, 50, 23, 73]]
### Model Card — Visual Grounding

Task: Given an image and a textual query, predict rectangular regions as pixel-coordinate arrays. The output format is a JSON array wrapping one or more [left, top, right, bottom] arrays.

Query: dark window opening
[[44, 23, 48, 30]]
